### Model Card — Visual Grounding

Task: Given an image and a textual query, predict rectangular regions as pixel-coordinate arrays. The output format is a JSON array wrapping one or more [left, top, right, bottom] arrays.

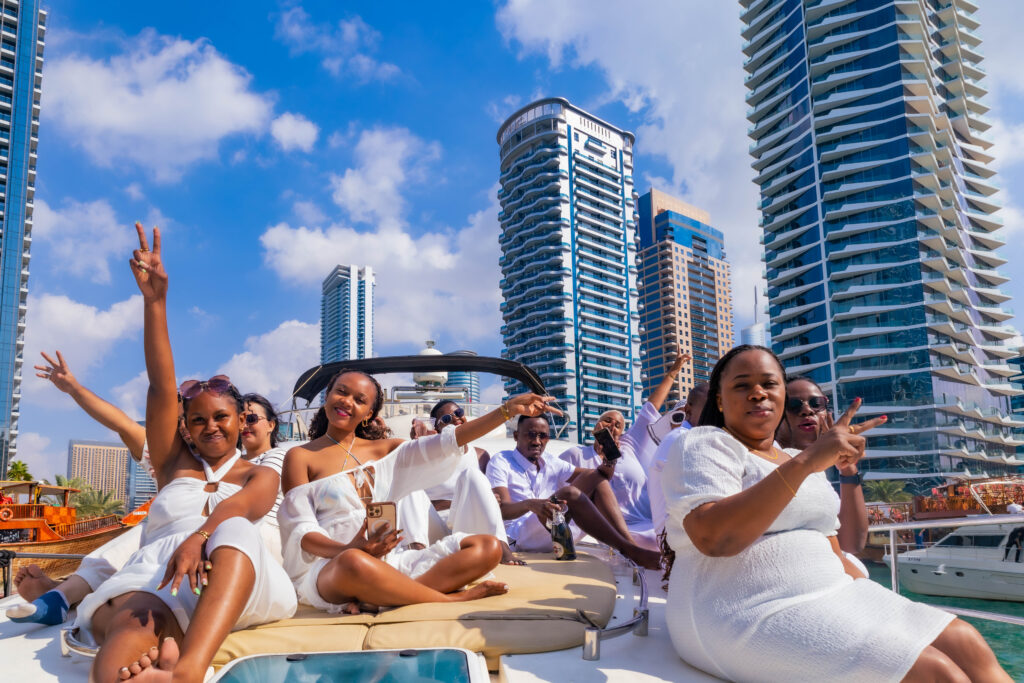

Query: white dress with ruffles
[[663, 427, 953, 682], [74, 450, 297, 635], [279, 427, 469, 612]]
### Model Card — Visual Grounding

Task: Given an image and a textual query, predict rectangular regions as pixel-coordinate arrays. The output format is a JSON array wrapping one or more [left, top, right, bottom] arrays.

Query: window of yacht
[[934, 534, 1005, 548]]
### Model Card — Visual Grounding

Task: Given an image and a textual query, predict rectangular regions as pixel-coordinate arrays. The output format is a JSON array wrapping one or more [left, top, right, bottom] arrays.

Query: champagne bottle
[[548, 496, 576, 561]]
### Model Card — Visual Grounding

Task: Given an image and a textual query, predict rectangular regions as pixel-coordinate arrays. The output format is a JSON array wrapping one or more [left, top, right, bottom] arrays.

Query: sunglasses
[[243, 413, 270, 426], [786, 396, 829, 413], [521, 430, 550, 440], [179, 375, 233, 401], [436, 407, 465, 425]]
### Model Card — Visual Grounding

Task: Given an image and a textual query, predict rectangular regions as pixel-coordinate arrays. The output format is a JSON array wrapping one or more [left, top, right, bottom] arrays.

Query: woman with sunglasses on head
[[777, 375, 868, 555], [280, 371, 560, 613], [73, 225, 297, 683], [661, 345, 1009, 682]]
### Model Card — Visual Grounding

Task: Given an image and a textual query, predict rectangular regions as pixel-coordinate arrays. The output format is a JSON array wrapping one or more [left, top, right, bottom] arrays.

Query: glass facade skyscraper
[[320, 265, 374, 364], [741, 0, 1023, 489], [497, 98, 642, 443], [444, 350, 481, 404], [636, 189, 734, 405], [0, 1, 44, 477]]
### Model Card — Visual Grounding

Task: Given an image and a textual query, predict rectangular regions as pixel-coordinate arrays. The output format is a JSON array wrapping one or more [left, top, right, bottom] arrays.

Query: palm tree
[[40, 475, 89, 506], [72, 488, 125, 519], [864, 479, 913, 503], [5, 459, 32, 481]]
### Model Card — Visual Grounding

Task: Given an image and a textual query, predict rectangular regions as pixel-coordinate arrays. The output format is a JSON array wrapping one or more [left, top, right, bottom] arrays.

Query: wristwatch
[[838, 472, 862, 486]]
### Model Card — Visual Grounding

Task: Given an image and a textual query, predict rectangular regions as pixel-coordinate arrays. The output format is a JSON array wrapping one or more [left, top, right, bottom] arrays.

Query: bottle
[[548, 496, 576, 561]]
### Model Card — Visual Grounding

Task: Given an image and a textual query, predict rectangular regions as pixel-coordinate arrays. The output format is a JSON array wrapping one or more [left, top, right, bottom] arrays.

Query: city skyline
[[11, 1, 1024, 480], [320, 263, 374, 364]]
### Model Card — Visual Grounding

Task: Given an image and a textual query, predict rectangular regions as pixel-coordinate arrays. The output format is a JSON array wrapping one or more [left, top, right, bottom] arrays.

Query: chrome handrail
[[60, 627, 98, 658], [582, 559, 649, 661]]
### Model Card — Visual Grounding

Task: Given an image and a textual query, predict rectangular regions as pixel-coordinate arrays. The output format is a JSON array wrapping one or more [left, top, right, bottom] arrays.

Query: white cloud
[[217, 320, 321, 409], [329, 126, 441, 227], [496, 1, 763, 328], [17, 432, 67, 482], [22, 294, 144, 403], [124, 183, 145, 201], [293, 199, 327, 226], [111, 370, 148, 421], [43, 29, 273, 181], [261, 189, 502, 349], [33, 198, 137, 283], [274, 6, 400, 83], [271, 112, 320, 152]]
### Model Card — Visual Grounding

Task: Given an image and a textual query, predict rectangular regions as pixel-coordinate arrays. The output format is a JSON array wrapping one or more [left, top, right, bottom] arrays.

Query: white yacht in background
[[885, 521, 1024, 602]]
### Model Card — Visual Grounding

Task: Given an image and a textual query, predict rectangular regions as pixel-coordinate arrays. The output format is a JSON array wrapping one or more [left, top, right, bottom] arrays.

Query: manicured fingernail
[[194, 587, 201, 595], [880, 415, 888, 421], [202, 577, 208, 586], [170, 588, 177, 597], [164, 637, 175, 643], [120, 667, 130, 674]]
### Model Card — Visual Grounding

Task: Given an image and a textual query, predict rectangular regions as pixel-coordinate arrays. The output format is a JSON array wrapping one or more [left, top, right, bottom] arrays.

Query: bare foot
[[127, 638, 180, 681], [14, 564, 59, 602], [623, 546, 661, 571], [118, 646, 159, 679], [499, 543, 526, 566], [449, 580, 509, 602]]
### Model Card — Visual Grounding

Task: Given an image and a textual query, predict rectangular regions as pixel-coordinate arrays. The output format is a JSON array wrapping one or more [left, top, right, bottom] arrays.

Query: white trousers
[[397, 467, 508, 547], [76, 523, 144, 590]]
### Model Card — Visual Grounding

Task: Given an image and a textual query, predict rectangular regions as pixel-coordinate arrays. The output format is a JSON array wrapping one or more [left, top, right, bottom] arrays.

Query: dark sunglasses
[[179, 375, 233, 400], [522, 430, 550, 440], [436, 407, 465, 425], [786, 396, 829, 413], [244, 413, 270, 426]]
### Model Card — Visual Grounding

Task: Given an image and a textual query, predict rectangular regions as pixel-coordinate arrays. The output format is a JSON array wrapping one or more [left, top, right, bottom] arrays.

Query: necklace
[[325, 431, 362, 468], [724, 428, 779, 460]]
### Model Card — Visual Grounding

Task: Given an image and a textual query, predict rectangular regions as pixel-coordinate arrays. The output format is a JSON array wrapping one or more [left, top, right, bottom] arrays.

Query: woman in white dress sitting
[[280, 371, 559, 612], [74, 225, 297, 682], [662, 344, 1009, 682]]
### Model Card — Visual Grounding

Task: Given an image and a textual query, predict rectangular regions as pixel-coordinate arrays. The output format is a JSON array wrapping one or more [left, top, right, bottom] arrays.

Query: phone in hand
[[594, 428, 622, 462], [365, 502, 397, 537], [648, 406, 688, 445]]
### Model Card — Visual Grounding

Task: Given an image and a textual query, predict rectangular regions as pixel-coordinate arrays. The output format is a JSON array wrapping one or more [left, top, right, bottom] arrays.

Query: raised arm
[[129, 224, 179, 476], [647, 349, 691, 412], [452, 393, 561, 446], [35, 350, 146, 461]]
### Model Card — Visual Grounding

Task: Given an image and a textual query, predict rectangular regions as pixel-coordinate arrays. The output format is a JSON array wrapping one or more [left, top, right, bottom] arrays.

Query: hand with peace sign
[[794, 398, 887, 474], [129, 222, 167, 302]]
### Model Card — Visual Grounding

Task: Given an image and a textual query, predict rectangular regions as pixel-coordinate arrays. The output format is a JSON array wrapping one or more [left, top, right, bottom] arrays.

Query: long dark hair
[[698, 345, 787, 429], [242, 392, 280, 448], [308, 369, 385, 440]]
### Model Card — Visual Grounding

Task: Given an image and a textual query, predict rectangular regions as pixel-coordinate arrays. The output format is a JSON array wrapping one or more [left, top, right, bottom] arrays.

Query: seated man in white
[[486, 415, 661, 569]]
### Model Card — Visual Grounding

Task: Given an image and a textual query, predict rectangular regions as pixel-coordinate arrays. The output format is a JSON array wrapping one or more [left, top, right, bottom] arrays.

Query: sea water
[[867, 564, 1024, 678]]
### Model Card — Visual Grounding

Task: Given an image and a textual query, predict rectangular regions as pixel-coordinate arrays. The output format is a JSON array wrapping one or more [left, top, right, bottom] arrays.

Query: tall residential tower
[[636, 189, 734, 404], [0, 1, 45, 476], [497, 98, 642, 442], [320, 265, 374, 364], [741, 0, 1023, 488]]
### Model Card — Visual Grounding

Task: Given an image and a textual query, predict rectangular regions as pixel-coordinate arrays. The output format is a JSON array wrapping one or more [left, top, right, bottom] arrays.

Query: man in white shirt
[[487, 415, 661, 569]]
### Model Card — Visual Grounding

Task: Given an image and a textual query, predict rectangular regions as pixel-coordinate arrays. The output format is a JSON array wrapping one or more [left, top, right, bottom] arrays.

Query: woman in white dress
[[662, 345, 1009, 682], [74, 224, 297, 682], [281, 371, 559, 612]]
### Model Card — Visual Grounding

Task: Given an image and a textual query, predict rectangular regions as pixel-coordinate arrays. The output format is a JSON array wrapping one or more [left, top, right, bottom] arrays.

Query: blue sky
[[17, 1, 1024, 480]]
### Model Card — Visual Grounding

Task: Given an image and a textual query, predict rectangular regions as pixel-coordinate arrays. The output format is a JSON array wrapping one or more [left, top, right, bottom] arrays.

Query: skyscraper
[[636, 189, 734, 405], [67, 441, 129, 504], [497, 98, 642, 442], [126, 456, 156, 510], [0, 2, 45, 477], [320, 265, 374, 363], [741, 0, 1023, 488], [445, 350, 481, 403], [740, 323, 767, 348]]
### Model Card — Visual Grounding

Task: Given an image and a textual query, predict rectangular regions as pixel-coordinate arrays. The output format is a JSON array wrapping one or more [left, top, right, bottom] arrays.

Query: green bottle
[[549, 496, 576, 561]]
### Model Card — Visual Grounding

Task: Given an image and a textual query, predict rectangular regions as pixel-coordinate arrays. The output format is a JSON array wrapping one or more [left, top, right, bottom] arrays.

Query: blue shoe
[[7, 590, 69, 625]]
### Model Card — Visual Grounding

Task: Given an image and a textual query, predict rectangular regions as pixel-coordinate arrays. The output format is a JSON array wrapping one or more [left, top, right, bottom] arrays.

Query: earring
[[362, 418, 370, 427]]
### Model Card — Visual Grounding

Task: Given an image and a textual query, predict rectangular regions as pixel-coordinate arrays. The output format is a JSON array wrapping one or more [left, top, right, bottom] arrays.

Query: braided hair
[[308, 369, 385, 440]]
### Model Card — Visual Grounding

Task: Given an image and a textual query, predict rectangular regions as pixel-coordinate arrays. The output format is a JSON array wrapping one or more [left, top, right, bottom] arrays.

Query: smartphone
[[594, 428, 622, 462], [365, 502, 397, 537], [647, 405, 688, 445]]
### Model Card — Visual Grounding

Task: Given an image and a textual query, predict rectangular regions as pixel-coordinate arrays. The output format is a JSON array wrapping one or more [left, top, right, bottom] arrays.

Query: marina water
[[867, 564, 1024, 678]]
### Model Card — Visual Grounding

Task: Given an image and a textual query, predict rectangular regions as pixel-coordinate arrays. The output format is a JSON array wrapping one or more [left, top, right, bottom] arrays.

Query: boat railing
[[54, 515, 122, 539], [576, 543, 649, 661], [0, 550, 87, 598], [0, 503, 46, 519], [872, 514, 1024, 628]]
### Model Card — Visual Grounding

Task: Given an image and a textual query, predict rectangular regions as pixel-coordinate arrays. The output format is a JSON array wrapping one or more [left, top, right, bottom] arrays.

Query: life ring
[[0, 507, 12, 521]]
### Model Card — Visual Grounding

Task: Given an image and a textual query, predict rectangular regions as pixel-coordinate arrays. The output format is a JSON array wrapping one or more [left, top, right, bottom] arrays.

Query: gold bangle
[[194, 529, 211, 541], [499, 402, 511, 421], [774, 468, 797, 498]]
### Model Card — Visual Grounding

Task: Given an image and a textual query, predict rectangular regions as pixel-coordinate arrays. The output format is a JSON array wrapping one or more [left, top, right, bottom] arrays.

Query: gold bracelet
[[194, 529, 211, 541], [774, 468, 797, 498], [500, 402, 511, 421]]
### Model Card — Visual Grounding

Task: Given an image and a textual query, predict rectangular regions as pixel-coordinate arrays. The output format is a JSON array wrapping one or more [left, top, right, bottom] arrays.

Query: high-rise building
[[445, 350, 481, 403], [741, 0, 1023, 488], [67, 441, 129, 504], [636, 189, 734, 405], [497, 98, 642, 442], [0, 2, 45, 477], [126, 456, 156, 510], [741, 323, 767, 348], [320, 265, 374, 363]]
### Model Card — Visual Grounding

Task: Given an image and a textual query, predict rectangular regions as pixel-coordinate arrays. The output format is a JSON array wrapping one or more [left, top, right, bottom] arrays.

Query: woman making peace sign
[[661, 345, 1008, 682]]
